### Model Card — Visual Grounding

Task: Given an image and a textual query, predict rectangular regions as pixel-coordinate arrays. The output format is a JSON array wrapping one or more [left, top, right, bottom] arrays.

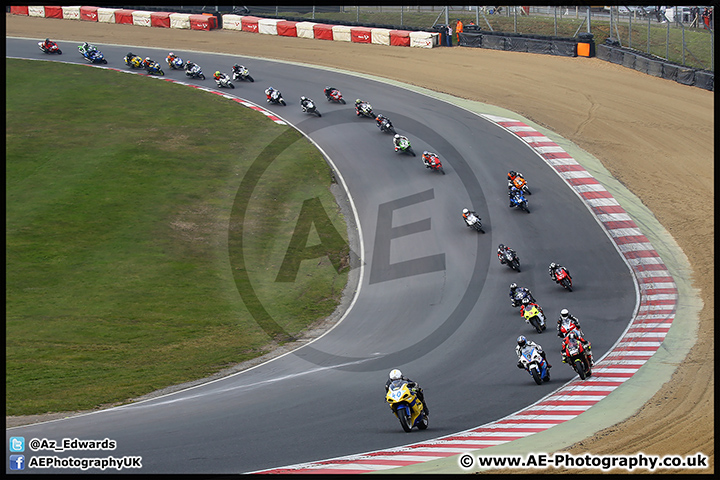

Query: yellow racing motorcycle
[[385, 380, 428, 432]]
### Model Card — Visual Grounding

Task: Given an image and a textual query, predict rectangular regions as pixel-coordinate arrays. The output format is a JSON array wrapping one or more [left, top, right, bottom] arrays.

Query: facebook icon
[[9, 454, 25, 470]]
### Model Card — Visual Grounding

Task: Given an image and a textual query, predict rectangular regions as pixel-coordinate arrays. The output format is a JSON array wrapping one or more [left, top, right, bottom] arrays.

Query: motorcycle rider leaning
[[509, 283, 534, 307], [462, 208, 479, 226], [300, 96, 314, 111], [375, 113, 391, 127], [549, 262, 571, 282], [497, 244, 516, 264], [422, 151, 438, 168], [393, 134, 408, 152], [44, 38, 54, 49], [508, 186, 522, 207], [266, 87, 277, 102], [561, 331, 594, 366], [324, 86, 338, 99], [557, 308, 582, 337], [516, 335, 552, 368], [508, 170, 525, 189], [385, 369, 429, 415], [520, 297, 541, 316], [355, 99, 371, 116]]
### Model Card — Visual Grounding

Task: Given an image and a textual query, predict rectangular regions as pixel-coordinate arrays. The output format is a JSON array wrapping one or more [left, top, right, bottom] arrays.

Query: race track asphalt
[[6, 38, 635, 474]]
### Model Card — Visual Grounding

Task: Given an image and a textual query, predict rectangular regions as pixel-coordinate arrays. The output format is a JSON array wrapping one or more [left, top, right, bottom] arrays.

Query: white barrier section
[[332, 25, 352, 42], [295, 21, 317, 39], [410, 31, 437, 48], [371, 28, 391, 45], [61, 6, 81, 20], [28, 6, 45, 17], [222, 14, 244, 31], [258, 18, 280, 35], [97, 8, 118, 23], [132, 10, 153, 27], [169, 13, 191, 29]]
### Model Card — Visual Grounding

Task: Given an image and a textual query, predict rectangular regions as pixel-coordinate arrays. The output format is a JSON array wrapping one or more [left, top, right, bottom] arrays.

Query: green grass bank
[[5, 59, 349, 416]]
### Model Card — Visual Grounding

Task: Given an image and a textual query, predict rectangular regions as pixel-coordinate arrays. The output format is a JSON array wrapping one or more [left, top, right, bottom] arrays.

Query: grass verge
[[5, 59, 349, 416]]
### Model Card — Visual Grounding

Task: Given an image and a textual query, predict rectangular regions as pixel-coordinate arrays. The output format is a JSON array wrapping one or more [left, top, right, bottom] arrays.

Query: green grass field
[[5, 59, 349, 416]]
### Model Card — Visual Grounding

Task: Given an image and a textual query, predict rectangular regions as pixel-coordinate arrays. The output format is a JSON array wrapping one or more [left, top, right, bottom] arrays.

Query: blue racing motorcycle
[[518, 344, 550, 385], [509, 188, 530, 213]]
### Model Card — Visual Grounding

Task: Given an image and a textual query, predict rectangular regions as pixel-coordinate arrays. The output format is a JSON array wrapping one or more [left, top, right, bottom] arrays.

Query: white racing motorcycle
[[215, 74, 234, 89]]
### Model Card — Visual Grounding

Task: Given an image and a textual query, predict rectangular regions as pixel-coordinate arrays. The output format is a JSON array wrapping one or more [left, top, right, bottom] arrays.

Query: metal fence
[[124, 6, 714, 71], [228, 5, 713, 72]]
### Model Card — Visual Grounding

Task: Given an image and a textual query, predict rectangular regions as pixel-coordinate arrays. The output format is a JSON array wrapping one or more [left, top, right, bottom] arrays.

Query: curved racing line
[[13, 59, 677, 474]]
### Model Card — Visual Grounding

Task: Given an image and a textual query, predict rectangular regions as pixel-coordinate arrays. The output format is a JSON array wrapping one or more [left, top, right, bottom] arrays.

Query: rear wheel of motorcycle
[[531, 369, 542, 385], [398, 412, 412, 432]]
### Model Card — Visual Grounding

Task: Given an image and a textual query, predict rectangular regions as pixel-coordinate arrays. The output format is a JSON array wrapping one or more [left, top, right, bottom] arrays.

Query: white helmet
[[462, 208, 469, 215], [550, 262, 557, 269], [389, 369, 402, 381], [394, 134, 400, 139], [560, 308, 569, 318], [510, 283, 517, 290]]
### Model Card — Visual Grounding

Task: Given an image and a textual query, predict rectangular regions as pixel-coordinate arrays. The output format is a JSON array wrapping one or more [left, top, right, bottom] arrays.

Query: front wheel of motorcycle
[[247, 75, 254, 82], [398, 412, 412, 432], [531, 369, 542, 385], [279, 99, 286, 106], [407, 147, 415, 157], [199, 74, 206, 80], [339, 98, 346, 104], [574, 361, 586, 380], [229, 83, 235, 89]]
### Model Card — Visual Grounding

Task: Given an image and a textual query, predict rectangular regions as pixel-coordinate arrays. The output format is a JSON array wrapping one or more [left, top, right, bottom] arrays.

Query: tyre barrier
[[596, 43, 713, 91], [10, 6, 439, 47]]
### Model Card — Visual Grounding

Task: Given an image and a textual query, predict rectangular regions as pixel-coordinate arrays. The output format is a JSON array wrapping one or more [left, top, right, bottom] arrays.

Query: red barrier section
[[313, 23, 334, 40], [11, 6, 29, 15], [241, 16, 261, 33], [276, 20, 298, 37], [150, 12, 172, 28], [114, 9, 135, 24], [80, 6, 98, 21], [189, 14, 217, 31], [389, 30, 411, 47], [44, 6, 63, 19], [351, 27, 373, 43]]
